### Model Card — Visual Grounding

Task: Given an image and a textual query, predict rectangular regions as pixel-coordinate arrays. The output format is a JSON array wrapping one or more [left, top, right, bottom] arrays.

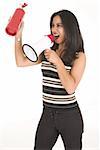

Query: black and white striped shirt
[[41, 60, 77, 108]]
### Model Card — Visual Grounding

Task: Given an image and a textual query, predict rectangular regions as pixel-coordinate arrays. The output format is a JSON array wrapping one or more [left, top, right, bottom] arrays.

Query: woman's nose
[[52, 27, 58, 34]]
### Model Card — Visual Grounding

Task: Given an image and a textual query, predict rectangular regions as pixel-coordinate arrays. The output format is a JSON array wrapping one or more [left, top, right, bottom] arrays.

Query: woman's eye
[[57, 24, 63, 27], [51, 24, 63, 28], [57, 25, 60, 27]]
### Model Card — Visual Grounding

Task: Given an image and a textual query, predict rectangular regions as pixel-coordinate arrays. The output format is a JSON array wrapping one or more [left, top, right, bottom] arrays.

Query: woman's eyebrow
[[57, 23, 63, 25], [58, 22, 63, 24], [52, 23, 63, 25]]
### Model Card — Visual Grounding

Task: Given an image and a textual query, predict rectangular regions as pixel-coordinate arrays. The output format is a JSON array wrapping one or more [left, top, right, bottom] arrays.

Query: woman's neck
[[56, 44, 64, 56], [57, 44, 64, 51], [59, 43, 65, 50]]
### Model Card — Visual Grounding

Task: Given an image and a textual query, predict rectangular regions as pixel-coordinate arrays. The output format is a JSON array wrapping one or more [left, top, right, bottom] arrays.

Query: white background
[[0, 0, 100, 150]]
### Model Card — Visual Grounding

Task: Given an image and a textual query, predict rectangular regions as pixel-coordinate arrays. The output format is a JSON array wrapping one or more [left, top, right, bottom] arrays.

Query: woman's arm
[[44, 50, 86, 94], [55, 52, 86, 94], [15, 22, 42, 67]]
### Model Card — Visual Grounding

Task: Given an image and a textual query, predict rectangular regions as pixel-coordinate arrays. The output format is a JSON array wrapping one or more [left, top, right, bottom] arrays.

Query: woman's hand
[[15, 21, 24, 38], [44, 49, 61, 66]]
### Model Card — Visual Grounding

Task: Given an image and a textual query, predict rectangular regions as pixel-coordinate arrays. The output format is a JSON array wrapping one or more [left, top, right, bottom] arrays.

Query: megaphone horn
[[22, 34, 54, 62]]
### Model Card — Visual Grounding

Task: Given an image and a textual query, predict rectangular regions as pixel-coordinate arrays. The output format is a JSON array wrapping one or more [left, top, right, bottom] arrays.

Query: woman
[[15, 10, 86, 150]]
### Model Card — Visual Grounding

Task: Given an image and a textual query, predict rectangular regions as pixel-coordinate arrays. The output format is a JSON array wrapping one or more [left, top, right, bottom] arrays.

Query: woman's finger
[[45, 49, 50, 53], [19, 21, 24, 30]]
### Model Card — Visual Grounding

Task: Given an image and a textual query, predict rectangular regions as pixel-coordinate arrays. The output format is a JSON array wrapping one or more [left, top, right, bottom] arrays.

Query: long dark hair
[[50, 10, 84, 66]]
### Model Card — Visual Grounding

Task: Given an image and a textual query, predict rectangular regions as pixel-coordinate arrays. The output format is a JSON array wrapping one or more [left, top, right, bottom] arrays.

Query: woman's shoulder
[[76, 52, 86, 61], [72, 52, 86, 68]]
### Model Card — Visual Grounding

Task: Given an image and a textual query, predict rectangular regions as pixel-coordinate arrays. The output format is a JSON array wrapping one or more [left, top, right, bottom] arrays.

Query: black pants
[[34, 104, 84, 150]]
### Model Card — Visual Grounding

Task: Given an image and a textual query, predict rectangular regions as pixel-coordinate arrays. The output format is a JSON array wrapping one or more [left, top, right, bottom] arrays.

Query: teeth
[[54, 35, 59, 39], [54, 35, 59, 37]]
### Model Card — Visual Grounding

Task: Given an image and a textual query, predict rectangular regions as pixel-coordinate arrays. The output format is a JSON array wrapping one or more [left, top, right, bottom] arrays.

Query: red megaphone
[[5, 3, 27, 36]]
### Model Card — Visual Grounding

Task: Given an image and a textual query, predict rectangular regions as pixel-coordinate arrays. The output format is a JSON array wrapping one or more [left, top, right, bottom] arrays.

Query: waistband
[[43, 101, 78, 109]]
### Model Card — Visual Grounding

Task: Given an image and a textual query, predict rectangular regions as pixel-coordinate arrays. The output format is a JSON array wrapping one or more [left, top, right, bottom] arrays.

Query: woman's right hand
[[14, 20, 42, 66], [15, 21, 24, 38]]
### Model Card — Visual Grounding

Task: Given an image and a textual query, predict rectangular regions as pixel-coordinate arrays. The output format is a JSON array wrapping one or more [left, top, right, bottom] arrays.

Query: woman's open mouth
[[54, 35, 60, 40]]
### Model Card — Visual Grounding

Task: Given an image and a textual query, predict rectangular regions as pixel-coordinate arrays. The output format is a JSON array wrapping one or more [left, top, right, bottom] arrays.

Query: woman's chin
[[55, 39, 61, 44]]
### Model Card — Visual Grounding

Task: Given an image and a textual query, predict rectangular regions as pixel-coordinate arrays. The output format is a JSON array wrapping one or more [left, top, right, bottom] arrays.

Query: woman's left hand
[[44, 49, 61, 66]]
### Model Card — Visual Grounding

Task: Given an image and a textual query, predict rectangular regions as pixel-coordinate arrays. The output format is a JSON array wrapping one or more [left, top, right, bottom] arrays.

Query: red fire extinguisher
[[5, 3, 28, 36]]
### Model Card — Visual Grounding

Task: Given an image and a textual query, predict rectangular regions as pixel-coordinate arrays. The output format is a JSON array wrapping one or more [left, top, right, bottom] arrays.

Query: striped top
[[41, 60, 77, 108]]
